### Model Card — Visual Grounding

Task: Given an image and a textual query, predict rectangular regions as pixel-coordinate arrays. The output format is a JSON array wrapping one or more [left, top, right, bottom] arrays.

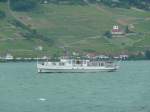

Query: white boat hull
[[37, 64, 118, 73]]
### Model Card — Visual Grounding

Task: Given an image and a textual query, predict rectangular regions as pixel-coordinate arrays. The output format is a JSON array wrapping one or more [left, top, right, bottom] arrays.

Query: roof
[[112, 29, 122, 32]]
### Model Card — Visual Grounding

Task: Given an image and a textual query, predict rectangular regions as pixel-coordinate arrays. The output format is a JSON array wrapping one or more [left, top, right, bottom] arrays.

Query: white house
[[35, 46, 43, 51], [5, 54, 14, 60], [111, 25, 124, 35]]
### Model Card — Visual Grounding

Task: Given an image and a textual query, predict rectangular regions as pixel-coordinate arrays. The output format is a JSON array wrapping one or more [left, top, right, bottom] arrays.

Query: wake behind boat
[[37, 58, 119, 73]]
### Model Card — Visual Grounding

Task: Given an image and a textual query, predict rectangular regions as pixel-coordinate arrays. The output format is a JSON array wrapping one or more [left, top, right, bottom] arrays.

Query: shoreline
[[0, 59, 150, 63]]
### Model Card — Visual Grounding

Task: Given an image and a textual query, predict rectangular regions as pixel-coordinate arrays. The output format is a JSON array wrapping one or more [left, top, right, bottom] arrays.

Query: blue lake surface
[[0, 61, 150, 112]]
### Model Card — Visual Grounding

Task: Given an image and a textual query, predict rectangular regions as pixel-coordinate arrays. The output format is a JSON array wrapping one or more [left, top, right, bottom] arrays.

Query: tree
[[145, 50, 150, 59], [125, 25, 130, 33], [104, 31, 112, 39], [0, 0, 7, 2], [10, 0, 38, 11], [0, 10, 6, 18]]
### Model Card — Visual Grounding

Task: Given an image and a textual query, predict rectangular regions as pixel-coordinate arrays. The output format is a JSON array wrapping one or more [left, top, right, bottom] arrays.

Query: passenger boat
[[37, 58, 119, 73]]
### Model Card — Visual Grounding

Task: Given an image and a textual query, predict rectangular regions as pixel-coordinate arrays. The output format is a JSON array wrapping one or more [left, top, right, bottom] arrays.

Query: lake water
[[0, 61, 150, 112]]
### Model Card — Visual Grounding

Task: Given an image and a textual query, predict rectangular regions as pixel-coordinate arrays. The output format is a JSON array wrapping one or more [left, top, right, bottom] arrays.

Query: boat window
[[101, 63, 104, 66], [59, 62, 64, 66], [76, 60, 80, 64], [52, 62, 56, 65], [69, 60, 72, 64]]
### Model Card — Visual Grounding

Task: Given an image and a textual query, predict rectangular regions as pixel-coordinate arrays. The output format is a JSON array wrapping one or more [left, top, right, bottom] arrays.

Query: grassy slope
[[0, 3, 60, 57], [0, 3, 150, 57]]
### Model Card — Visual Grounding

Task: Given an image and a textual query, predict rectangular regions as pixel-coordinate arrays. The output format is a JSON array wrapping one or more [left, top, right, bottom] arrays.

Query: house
[[95, 55, 109, 59], [86, 53, 97, 59], [111, 25, 124, 37], [43, 0, 48, 4], [41, 0, 48, 4], [5, 54, 14, 60], [119, 55, 129, 60], [41, 56, 49, 60], [35, 46, 43, 51]]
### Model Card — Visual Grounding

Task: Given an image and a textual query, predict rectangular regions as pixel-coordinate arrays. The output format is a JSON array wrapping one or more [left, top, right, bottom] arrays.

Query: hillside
[[0, 1, 150, 57]]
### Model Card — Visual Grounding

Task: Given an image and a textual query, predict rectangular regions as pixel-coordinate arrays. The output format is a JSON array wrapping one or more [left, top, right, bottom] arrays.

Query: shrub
[[0, 10, 6, 18], [145, 50, 150, 59], [10, 0, 38, 11], [0, 0, 7, 2], [104, 31, 112, 39]]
